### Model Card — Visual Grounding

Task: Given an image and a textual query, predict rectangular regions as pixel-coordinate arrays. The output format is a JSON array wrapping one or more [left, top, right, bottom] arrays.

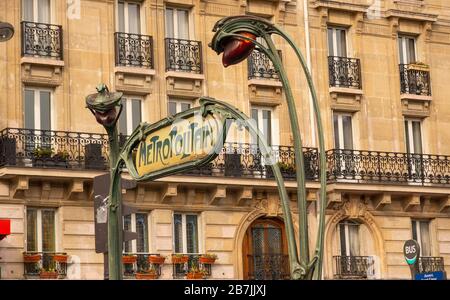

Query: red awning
[[0, 219, 11, 236]]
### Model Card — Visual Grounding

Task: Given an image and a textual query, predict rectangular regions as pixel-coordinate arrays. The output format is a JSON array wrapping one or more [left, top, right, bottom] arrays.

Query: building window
[[251, 106, 276, 146], [165, 7, 190, 39], [118, 96, 142, 136], [168, 99, 192, 116], [118, 0, 141, 34], [124, 213, 148, 253], [333, 113, 353, 150], [26, 208, 56, 252], [412, 220, 431, 257], [328, 27, 347, 57], [24, 88, 52, 131], [338, 220, 360, 256], [173, 213, 198, 254], [404, 119, 423, 154], [398, 35, 417, 64], [22, 0, 50, 23]]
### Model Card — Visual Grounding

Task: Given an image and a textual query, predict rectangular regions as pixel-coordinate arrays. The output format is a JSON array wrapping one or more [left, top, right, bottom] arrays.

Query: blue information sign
[[415, 271, 446, 280]]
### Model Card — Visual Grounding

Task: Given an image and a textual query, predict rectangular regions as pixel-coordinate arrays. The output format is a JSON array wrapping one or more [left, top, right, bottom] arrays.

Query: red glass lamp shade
[[94, 108, 118, 127], [0, 219, 11, 240], [221, 32, 256, 67]]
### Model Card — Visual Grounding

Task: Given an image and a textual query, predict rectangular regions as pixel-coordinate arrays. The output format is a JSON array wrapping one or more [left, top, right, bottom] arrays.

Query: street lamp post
[[86, 84, 124, 280], [209, 15, 327, 280]]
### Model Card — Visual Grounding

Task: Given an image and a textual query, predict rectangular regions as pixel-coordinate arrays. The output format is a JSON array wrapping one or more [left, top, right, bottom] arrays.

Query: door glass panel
[[39, 91, 51, 131], [408, 38, 416, 63], [123, 215, 132, 252], [177, 9, 189, 39], [37, 0, 50, 23], [165, 8, 174, 38], [412, 121, 422, 154], [136, 213, 148, 253], [25, 90, 35, 129], [252, 228, 264, 255], [131, 99, 142, 132], [339, 223, 347, 256], [26, 209, 37, 252], [173, 213, 183, 253], [168, 101, 177, 116], [333, 114, 340, 149], [262, 110, 272, 146], [348, 224, 360, 256], [342, 115, 353, 150], [41, 210, 55, 252], [339, 29, 347, 57], [420, 221, 431, 256], [22, 0, 34, 22], [118, 1, 125, 32], [398, 37, 404, 64], [180, 103, 191, 112], [327, 28, 334, 56], [128, 3, 140, 34], [186, 215, 198, 253], [119, 98, 128, 135]]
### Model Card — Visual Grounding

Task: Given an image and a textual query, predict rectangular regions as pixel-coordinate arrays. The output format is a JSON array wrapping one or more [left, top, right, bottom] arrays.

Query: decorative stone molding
[[401, 94, 432, 117], [330, 87, 363, 112], [386, 9, 438, 23], [115, 67, 155, 95], [248, 79, 283, 106], [21, 57, 64, 87], [166, 71, 204, 99], [311, 0, 370, 14]]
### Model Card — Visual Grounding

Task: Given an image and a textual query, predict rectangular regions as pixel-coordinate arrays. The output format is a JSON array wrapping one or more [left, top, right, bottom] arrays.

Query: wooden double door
[[242, 218, 289, 280]]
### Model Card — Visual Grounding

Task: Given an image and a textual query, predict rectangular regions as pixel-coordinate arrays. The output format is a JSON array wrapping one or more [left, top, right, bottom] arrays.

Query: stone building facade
[[0, 0, 449, 279]]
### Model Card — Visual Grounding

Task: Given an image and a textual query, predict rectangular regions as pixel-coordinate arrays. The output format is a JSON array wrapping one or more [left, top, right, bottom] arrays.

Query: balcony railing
[[326, 149, 450, 185], [247, 254, 290, 280], [399, 64, 431, 96], [171, 254, 212, 279], [165, 38, 202, 73], [1, 128, 450, 186], [247, 49, 280, 80], [122, 253, 164, 279], [417, 257, 445, 273], [114, 32, 154, 68], [0, 128, 109, 170], [21, 21, 63, 60], [333, 256, 375, 279], [23, 252, 68, 279], [328, 56, 362, 89]]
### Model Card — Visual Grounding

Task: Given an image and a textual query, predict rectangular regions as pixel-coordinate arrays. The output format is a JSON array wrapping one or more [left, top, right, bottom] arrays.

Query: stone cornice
[[310, 0, 370, 13]]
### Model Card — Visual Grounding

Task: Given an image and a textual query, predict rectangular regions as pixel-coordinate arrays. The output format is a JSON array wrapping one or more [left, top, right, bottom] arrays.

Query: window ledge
[[329, 87, 363, 96], [21, 56, 64, 67], [248, 79, 283, 88], [165, 71, 205, 80], [115, 66, 156, 76], [400, 94, 432, 102]]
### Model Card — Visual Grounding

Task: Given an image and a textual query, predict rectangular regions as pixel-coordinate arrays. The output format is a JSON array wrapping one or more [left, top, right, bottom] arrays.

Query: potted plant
[[199, 253, 218, 264], [39, 268, 59, 279], [148, 255, 166, 264], [23, 252, 42, 263], [186, 266, 205, 279], [52, 253, 68, 263], [136, 265, 159, 280], [32, 147, 53, 167], [171, 254, 189, 264], [53, 150, 70, 168], [122, 254, 137, 264]]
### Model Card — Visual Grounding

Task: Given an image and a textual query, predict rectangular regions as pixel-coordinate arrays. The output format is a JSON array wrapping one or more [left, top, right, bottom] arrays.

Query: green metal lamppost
[[209, 15, 327, 280], [86, 84, 124, 280]]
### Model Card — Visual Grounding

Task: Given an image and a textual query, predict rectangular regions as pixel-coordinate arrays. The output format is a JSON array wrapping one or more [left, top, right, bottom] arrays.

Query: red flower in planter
[[221, 32, 256, 67]]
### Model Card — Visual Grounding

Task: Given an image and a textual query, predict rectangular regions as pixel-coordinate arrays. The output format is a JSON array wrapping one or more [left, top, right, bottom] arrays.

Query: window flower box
[[40, 270, 58, 279], [409, 62, 429, 71], [199, 254, 218, 264], [122, 255, 137, 264], [171, 254, 189, 264], [23, 253, 42, 263], [52, 254, 68, 263], [186, 271, 204, 279], [135, 272, 158, 280], [148, 255, 166, 264]]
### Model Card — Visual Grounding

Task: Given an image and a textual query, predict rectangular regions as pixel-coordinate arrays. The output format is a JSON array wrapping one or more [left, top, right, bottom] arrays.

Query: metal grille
[[114, 32, 154, 68], [399, 64, 432, 96], [417, 257, 445, 273], [333, 256, 375, 279], [247, 49, 280, 80], [328, 56, 362, 89], [23, 252, 68, 278], [165, 38, 203, 73], [21, 21, 63, 59]]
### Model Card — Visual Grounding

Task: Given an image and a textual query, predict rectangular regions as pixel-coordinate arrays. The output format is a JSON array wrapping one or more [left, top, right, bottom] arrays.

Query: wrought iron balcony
[[247, 49, 280, 80], [326, 149, 450, 185], [21, 21, 63, 60], [165, 38, 203, 73], [399, 64, 432, 96], [246, 254, 290, 280], [328, 56, 362, 89], [171, 254, 213, 279], [23, 252, 68, 279], [333, 256, 374, 279], [122, 253, 164, 279], [0, 128, 109, 170], [114, 32, 154, 68], [417, 257, 445, 273]]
